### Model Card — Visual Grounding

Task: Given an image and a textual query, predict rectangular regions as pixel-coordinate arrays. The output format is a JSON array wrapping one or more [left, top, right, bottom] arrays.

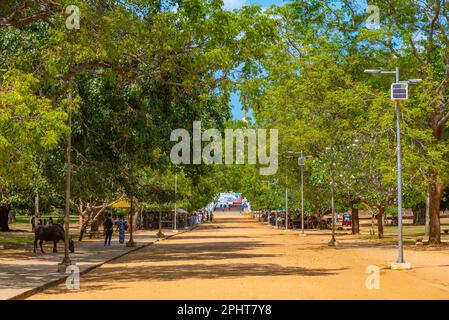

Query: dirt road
[[30, 214, 449, 299]]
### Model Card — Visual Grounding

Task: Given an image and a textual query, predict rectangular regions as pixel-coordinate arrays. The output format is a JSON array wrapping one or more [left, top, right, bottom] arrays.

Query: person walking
[[103, 213, 114, 246], [118, 216, 128, 244]]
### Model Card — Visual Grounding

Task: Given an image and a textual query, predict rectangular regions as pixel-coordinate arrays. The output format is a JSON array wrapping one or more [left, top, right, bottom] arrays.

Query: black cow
[[34, 224, 75, 254]]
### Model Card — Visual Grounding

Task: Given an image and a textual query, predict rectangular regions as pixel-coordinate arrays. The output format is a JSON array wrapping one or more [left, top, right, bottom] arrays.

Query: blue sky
[[224, 0, 288, 120], [225, 0, 369, 120]]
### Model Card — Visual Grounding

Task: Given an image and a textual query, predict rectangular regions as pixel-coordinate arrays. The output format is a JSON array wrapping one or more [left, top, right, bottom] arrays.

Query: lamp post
[[282, 154, 293, 231], [173, 170, 178, 233], [285, 173, 289, 231], [286, 151, 308, 235], [328, 143, 337, 246], [58, 87, 73, 272], [364, 67, 421, 269]]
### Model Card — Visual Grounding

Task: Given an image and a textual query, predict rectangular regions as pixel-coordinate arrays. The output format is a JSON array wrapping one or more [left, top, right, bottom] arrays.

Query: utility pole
[[364, 67, 421, 269], [174, 170, 178, 232], [285, 174, 288, 231], [328, 143, 337, 246], [58, 88, 73, 272]]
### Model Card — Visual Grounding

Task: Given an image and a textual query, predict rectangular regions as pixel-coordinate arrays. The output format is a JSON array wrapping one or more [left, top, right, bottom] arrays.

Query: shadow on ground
[[41, 261, 347, 295]]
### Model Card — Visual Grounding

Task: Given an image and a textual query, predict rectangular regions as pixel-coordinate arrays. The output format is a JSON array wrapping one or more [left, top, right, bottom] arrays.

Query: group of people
[[197, 210, 214, 223], [31, 209, 212, 248], [30, 216, 54, 232], [103, 214, 129, 246]]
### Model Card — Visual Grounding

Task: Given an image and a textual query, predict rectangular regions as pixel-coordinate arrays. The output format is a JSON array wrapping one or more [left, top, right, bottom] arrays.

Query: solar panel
[[391, 83, 408, 100]]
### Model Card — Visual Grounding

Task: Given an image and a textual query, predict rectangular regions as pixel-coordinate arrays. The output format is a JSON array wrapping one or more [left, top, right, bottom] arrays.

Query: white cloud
[[223, 0, 246, 10]]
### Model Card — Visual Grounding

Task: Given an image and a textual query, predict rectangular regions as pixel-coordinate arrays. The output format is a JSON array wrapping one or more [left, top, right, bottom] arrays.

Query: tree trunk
[[78, 203, 85, 241], [158, 206, 162, 234], [317, 212, 323, 229], [134, 209, 140, 230], [412, 205, 426, 225], [79, 221, 88, 241], [128, 196, 134, 244], [90, 206, 106, 232], [35, 193, 39, 220], [428, 182, 443, 244], [351, 207, 359, 234], [0, 204, 10, 232], [377, 205, 385, 239]]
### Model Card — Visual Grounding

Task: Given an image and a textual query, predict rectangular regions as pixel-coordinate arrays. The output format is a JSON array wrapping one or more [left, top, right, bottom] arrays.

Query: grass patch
[[8, 215, 80, 232], [0, 229, 80, 248], [0, 233, 34, 246]]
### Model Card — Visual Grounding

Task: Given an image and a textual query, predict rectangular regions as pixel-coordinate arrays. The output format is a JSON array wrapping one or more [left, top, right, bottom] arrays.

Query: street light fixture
[[364, 67, 422, 269], [285, 151, 309, 235], [364, 69, 382, 74], [58, 88, 73, 272], [283, 152, 298, 232]]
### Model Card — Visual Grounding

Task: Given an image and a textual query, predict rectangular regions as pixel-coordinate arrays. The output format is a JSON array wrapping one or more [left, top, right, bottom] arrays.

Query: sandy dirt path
[[30, 214, 449, 299]]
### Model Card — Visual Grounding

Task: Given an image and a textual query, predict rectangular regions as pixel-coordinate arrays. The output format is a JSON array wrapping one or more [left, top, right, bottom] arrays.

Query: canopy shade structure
[[112, 201, 131, 208]]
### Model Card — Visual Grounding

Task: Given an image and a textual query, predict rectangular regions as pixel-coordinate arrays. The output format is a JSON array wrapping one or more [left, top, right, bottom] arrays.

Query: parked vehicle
[[342, 213, 351, 226]]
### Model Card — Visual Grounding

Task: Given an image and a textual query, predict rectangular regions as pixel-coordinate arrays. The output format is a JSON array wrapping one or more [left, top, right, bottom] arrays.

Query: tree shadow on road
[[36, 235, 348, 296], [40, 262, 347, 295], [109, 240, 279, 263]]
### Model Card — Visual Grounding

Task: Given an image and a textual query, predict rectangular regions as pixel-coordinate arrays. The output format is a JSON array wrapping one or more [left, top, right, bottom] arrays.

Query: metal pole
[[394, 67, 404, 264], [174, 172, 177, 231], [301, 162, 305, 235], [58, 89, 72, 272], [285, 174, 288, 230], [396, 103, 404, 263], [328, 143, 337, 246]]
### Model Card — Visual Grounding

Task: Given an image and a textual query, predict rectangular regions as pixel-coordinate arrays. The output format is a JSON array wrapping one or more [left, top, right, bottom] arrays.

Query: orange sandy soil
[[30, 214, 449, 300]]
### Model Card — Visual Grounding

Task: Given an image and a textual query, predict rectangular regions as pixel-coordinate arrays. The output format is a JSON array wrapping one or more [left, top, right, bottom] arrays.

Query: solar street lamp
[[364, 67, 421, 269], [286, 151, 309, 235]]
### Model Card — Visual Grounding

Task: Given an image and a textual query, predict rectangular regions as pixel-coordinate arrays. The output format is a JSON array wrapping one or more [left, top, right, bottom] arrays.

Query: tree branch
[[0, 0, 60, 27]]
